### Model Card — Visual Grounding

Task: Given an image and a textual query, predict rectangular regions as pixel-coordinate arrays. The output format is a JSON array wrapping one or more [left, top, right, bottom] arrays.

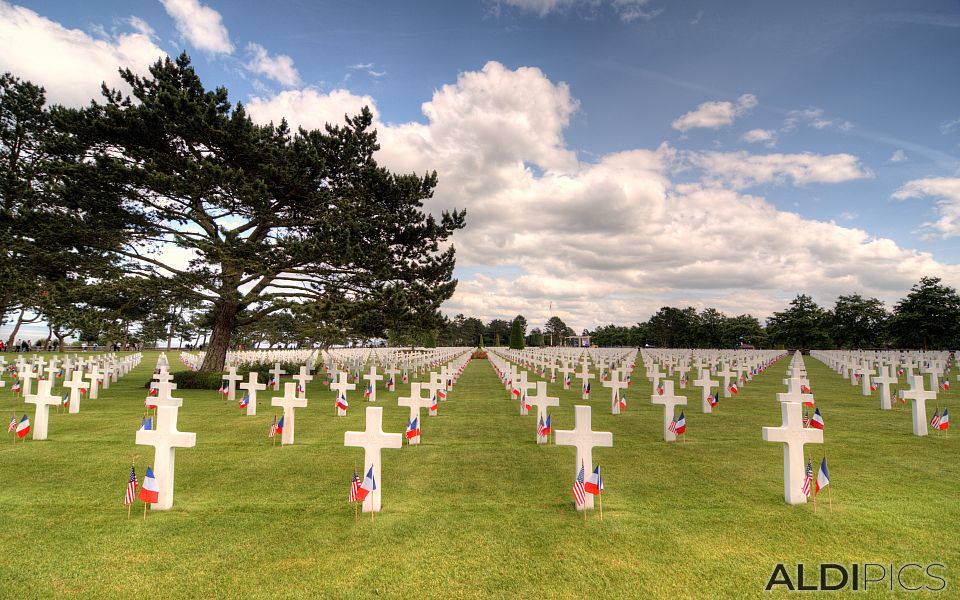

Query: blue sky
[[2, 0, 960, 335]]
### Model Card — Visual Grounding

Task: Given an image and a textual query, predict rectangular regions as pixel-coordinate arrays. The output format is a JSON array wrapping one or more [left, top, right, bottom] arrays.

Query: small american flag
[[931, 409, 941, 429], [801, 459, 813, 497], [7, 413, 16, 433], [269, 415, 278, 438], [572, 463, 586, 507], [124, 465, 138, 505], [667, 415, 677, 433], [348, 468, 362, 503], [802, 411, 810, 428], [536, 415, 545, 437]]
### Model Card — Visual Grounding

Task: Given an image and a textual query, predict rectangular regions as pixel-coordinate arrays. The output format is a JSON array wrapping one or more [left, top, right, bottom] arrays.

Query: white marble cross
[[558, 363, 574, 390], [385, 364, 400, 391], [222, 366, 243, 402], [602, 369, 629, 415], [525, 381, 560, 444], [269, 363, 285, 390], [292, 365, 313, 399], [716, 364, 736, 397], [17, 364, 37, 397], [62, 369, 89, 414], [872, 364, 897, 410], [397, 383, 433, 445], [135, 384, 196, 510], [87, 364, 101, 399], [693, 369, 719, 413], [762, 399, 823, 505], [857, 363, 876, 397], [575, 362, 595, 400], [363, 365, 383, 402], [554, 405, 613, 511], [651, 380, 687, 442], [25, 380, 61, 440], [238, 371, 267, 416], [344, 406, 403, 513], [330, 371, 356, 416], [902, 374, 938, 436], [271, 382, 308, 445], [421, 373, 446, 416]]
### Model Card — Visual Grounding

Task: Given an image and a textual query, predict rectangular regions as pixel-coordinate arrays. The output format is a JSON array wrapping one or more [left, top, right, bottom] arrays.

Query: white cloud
[[688, 150, 873, 189], [893, 178, 960, 239], [784, 107, 853, 133], [741, 128, 777, 147], [0, 2, 167, 107], [672, 93, 757, 132], [244, 43, 300, 87], [890, 149, 908, 162], [247, 88, 377, 131], [205, 61, 960, 331], [940, 118, 960, 134], [160, 0, 233, 54]]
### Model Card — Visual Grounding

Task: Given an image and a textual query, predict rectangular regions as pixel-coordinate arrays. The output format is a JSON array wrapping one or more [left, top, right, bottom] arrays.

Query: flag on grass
[[348, 467, 362, 503], [388, 376, 394, 388], [124, 465, 138, 505], [11, 381, 21, 393], [938, 408, 949, 430], [572, 462, 586, 508], [809, 408, 824, 430], [275, 416, 284, 435], [511, 387, 521, 398], [437, 389, 447, 400], [803, 396, 815, 409], [708, 392, 719, 408], [62, 393, 70, 408], [297, 383, 305, 395], [356, 466, 376, 501], [406, 417, 420, 442], [218, 382, 227, 395], [619, 393, 627, 410], [8, 413, 17, 433], [542, 414, 552, 436], [931, 409, 941, 429], [728, 383, 738, 394], [431, 395, 439, 412], [584, 465, 603, 495], [148, 387, 158, 397], [803, 410, 810, 428], [269, 415, 278, 437], [674, 411, 686, 435], [523, 394, 531, 412], [239, 393, 249, 410], [537, 415, 546, 437], [16, 415, 30, 439], [801, 384, 811, 394], [138, 467, 159, 503], [801, 459, 813, 497], [364, 384, 372, 398], [656, 382, 664, 395], [140, 416, 152, 431], [815, 458, 830, 495], [335, 393, 348, 412]]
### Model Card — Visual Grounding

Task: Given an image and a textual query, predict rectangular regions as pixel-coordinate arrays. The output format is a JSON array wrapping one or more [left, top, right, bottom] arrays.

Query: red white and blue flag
[[138, 467, 159, 503], [364, 384, 372, 398], [148, 386, 158, 397], [656, 382, 664, 395], [938, 408, 949, 430], [431, 395, 439, 412], [809, 408, 824, 430], [16, 415, 30, 439], [815, 458, 830, 494], [584, 465, 603, 496], [124, 465, 138, 505], [572, 462, 586, 507], [728, 383, 738, 394], [542, 414, 552, 436], [348, 467, 362, 502], [356, 466, 376, 501], [7, 413, 17, 433], [668, 414, 678, 433], [801, 459, 813, 497], [537, 415, 545, 437], [218, 382, 228, 395], [437, 389, 447, 400], [674, 411, 686, 435], [803, 410, 810, 428], [336, 393, 348, 411], [931, 409, 941, 429], [239, 393, 250, 410], [140, 416, 153, 431], [269, 415, 278, 437], [406, 417, 420, 442], [709, 392, 719, 408], [801, 384, 811, 394], [275, 415, 284, 435], [11, 381, 21, 393], [619, 393, 626, 410]]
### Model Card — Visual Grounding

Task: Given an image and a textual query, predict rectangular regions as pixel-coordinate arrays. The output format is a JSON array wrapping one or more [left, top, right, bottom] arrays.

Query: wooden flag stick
[[598, 492, 603, 521], [143, 501, 148, 521]]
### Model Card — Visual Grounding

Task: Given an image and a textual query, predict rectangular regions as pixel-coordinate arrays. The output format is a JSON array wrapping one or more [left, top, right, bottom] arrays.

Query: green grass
[[0, 352, 957, 599]]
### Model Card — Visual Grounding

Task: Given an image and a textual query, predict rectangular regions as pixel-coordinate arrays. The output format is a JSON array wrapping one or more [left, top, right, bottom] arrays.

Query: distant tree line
[[441, 277, 960, 351]]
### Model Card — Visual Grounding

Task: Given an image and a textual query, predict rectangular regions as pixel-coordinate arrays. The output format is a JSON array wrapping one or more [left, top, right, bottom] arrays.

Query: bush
[[471, 350, 488, 359], [144, 362, 321, 390]]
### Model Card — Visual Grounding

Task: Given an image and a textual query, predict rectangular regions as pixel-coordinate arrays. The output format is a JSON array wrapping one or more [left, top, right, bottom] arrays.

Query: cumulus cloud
[[245, 43, 300, 87], [688, 150, 873, 189], [893, 178, 960, 239], [160, 0, 233, 54], [247, 87, 377, 131], [672, 93, 757, 132], [784, 106, 853, 133], [0, 2, 167, 107], [742, 128, 777, 147]]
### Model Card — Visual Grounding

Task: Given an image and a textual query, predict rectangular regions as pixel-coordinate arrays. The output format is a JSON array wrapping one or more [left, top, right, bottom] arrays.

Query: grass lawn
[[0, 351, 957, 599]]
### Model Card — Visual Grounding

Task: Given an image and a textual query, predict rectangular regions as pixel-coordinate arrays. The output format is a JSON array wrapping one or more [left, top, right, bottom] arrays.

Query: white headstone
[[762, 398, 823, 504], [344, 406, 403, 513], [238, 371, 267, 416], [271, 382, 308, 445], [134, 382, 196, 510], [25, 380, 60, 440], [554, 405, 613, 511], [651, 380, 687, 442], [525, 381, 560, 444]]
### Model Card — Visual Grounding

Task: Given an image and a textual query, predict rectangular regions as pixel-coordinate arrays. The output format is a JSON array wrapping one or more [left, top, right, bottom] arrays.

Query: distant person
[[81, 341, 87, 351]]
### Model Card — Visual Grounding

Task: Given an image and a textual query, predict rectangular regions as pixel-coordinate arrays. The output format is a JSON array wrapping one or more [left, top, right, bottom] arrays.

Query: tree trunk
[[199, 301, 239, 372], [5, 309, 26, 349]]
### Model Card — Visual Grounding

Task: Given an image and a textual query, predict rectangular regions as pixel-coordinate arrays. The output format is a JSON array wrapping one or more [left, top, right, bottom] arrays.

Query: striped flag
[[931, 409, 941, 429], [572, 462, 586, 508], [348, 467, 362, 503], [124, 465, 138, 505], [803, 411, 810, 428], [668, 414, 678, 433], [939, 408, 949, 430], [801, 459, 813, 497], [269, 415, 278, 438], [809, 408, 824, 430], [537, 415, 545, 437], [7, 413, 17, 433]]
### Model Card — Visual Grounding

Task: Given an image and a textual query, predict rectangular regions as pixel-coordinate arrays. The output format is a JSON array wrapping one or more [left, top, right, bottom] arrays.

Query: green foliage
[[766, 294, 832, 350], [483, 319, 510, 347], [52, 53, 465, 371], [168, 371, 225, 390], [509, 316, 525, 350], [889, 276, 960, 349], [828, 294, 890, 349], [543, 316, 568, 346]]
